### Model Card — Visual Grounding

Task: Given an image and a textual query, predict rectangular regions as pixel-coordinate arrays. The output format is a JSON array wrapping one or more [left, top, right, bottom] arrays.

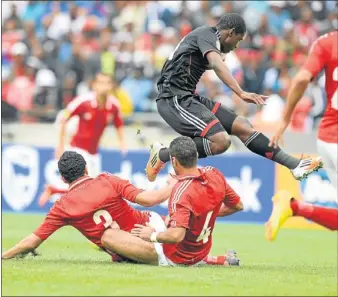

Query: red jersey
[[163, 167, 241, 265], [302, 31, 338, 143], [64, 92, 123, 154], [34, 173, 149, 249]]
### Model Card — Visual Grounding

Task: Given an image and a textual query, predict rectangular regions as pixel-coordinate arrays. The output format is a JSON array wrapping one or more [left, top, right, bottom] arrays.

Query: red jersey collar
[[68, 176, 93, 191], [171, 168, 209, 182]]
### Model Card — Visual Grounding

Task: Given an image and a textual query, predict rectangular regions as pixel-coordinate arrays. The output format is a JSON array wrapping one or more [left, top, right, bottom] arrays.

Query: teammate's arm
[[270, 38, 327, 148], [107, 174, 176, 207], [206, 52, 268, 105], [1, 234, 42, 259], [134, 185, 174, 207], [218, 182, 243, 217]]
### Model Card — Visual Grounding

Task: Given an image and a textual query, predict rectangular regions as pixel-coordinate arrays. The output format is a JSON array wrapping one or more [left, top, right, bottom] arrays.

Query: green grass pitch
[[2, 213, 337, 296]]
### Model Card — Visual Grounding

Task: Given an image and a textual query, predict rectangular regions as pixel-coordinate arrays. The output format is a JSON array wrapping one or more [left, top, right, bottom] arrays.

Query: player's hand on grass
[[16, 250, 40, 259], [131, 224, 154, 242], [239, 91, 269, 105], [269, 119, 289, 149]]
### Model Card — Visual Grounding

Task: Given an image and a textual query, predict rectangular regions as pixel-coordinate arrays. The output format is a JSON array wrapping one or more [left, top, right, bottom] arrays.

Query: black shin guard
[[245, 132, 300, 169]]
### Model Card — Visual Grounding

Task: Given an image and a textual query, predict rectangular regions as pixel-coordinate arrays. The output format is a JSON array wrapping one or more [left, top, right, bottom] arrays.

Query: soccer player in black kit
[[146, 13, 322, 182]]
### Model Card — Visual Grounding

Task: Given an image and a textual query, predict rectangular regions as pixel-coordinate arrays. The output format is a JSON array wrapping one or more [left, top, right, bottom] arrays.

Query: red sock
[[49, 185, 68, 195], [203, 255, 227, 266], [290, 200, 338, 231]]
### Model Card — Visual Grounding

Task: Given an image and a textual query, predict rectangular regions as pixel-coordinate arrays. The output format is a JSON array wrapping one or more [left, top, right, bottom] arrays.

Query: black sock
[[245, 132, 300, 169], [193, 137, 213, 158], [159, 148, 170, 163]]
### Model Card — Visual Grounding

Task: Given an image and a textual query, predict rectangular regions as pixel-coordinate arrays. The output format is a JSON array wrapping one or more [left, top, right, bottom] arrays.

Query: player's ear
[[171, 156, 177, 167], [85, 166, 89, 175], [229, 28, 235, 37]]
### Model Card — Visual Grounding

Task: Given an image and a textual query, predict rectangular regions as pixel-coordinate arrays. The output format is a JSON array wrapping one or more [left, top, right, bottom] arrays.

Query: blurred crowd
[[2, 1, 338, 132]]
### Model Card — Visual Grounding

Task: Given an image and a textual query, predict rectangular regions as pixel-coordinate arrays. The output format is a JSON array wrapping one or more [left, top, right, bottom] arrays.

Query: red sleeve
[[105, 174, 143, 202], [112, 106, 123, 128], [223, 182, 241, 208], [302, 38, 327, 78], [168, 204, 191, 229], [33, 204, 67, 240]]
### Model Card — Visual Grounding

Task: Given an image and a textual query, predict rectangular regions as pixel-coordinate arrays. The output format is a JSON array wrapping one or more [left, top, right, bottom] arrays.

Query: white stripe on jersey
[[172, 179, 193, 212]]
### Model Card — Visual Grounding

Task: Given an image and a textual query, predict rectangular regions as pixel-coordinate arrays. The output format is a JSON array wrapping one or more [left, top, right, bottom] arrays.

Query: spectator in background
[[32, 69, 58, 121], [121, 64, 152, 112], [2, 19, 25, 59], [294, 7, 319, 51], [60, 70, 77, 108], [250, 15, 271, 49], [267, 1, 292, 36], [243, 51, 266, 95], [113, 34, 135, 83], [153, 27, 178, 71], [1, 66, 18, 122], [4, 3, 23, 29], [22, 1, 46, 37], [10, 42, 28, 77], [242, 1, 269, 33], [110, 80, 134, 117]]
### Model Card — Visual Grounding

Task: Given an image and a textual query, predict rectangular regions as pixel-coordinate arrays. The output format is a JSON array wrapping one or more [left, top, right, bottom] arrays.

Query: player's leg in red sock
[[203, 250, 240, 266], [290, 199, 338, 231], [203, 255, 228, 266]]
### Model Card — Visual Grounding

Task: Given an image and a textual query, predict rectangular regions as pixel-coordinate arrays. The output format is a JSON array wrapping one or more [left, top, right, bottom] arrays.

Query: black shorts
[[157, 94, 238, 138]]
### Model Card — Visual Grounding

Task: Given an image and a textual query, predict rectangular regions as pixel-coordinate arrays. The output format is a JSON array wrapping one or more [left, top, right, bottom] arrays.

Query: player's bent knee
[[209, 132, 231, 155]]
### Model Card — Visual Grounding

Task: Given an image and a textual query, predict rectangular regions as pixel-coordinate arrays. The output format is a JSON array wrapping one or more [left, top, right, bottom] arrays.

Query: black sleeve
[[197, 29, 221, 58]]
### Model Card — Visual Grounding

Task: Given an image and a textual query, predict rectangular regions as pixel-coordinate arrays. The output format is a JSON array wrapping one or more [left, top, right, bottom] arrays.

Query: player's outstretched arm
[[269, 69, 313, 148], [207, 52, 268, 105], [134, 184, 174, 207], [134, 177, 177, 207], [2, 233, 43, 260]]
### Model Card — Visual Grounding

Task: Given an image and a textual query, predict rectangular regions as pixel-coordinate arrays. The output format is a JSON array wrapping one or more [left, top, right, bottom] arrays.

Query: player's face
[[221, 31, 245, 53], [93, 74, 113, 96]]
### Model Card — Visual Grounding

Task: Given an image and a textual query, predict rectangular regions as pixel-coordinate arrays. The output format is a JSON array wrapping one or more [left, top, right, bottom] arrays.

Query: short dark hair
[[169, 136, 198, 168], [216, 13, 246, 35], [58, 151, 86, 184]]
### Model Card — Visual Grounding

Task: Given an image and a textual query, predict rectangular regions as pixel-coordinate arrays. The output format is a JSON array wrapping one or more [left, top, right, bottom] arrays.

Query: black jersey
[[157, 26, 222, 98]]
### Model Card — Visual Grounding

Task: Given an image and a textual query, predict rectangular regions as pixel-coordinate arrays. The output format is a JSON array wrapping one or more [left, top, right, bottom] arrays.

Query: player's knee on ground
[[230, 116, 255, 142], [209, 132, 231, 155]]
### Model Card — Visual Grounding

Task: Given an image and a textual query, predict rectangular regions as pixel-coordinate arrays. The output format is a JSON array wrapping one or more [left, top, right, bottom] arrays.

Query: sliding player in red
[[267, 31, 338, 240], [38, 72, 126, 207], [101, 136, 243, 266], [2, 151, 172, 260]]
